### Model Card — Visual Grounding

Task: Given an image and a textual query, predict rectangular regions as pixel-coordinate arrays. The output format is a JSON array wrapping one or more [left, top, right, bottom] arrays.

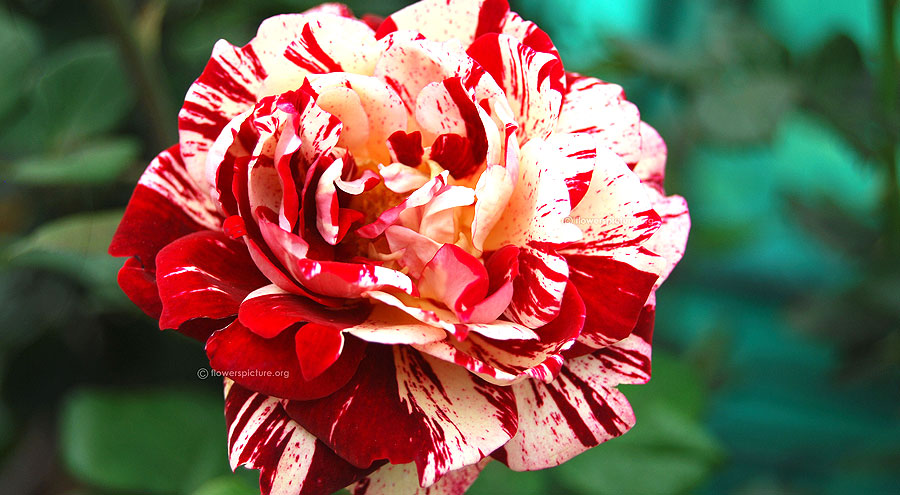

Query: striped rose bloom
[[109, 1, 689, 493]]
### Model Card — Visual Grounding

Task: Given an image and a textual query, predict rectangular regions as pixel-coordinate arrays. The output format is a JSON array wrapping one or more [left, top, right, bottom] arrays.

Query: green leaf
[[28, 40, 134, 149], [695, 74, 796, 144], [468, 462, 551, 495], [8, 210, 122, 260], [9, 138, 140, 186], [6, 210, 125, 305], [60, 388, 231, 494], [0, 12, 41, 119], [191, 474, 259, 495]]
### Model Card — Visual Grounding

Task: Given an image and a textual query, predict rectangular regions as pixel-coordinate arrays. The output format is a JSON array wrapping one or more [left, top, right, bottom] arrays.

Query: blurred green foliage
[[0, 0, 898, 494]]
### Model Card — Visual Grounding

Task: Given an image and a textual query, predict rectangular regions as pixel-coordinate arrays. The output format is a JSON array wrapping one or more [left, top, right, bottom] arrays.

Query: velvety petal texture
[[110, 0, 689, 493]]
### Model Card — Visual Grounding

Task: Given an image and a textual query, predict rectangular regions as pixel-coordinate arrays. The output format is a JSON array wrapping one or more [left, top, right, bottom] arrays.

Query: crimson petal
[[208, 320, 366, 401], [156, 231, 269, 330]]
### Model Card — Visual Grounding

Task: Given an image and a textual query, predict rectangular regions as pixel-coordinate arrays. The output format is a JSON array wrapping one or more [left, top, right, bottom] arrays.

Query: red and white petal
[[470, 129, 518, 251], [238, 284, 369, 338], [418, 244, 489, 322], [357, 171, 449, 239], [590, 316, 654, 387], [644, 191, 690, 288], [498, 10, 560, 61], [290, 259, 415, 299], [223, 380, 373, 495], [301, 3, 354, 17], [555, 76, 642, 166], [468, 33, 563, 142], [566, 247, 661, 348], [545, 132, 598, 209], [283, 14, 379, 76], [383, 226, 443, 278], [155, 231, 268, 330], [310, 72, 409, 162], [178, 40, 269, 191], [633, 122, 667, 192], [344, 303, 447, 345], [315, 157, 346, 245], [484, 137, 582, 251], [497, 351, 637, 471], [365, 290, 536, 342], [564, 149, 660, 251], [351, 459, 489, 495], [109, 145, 222, 268], [504, 246, 569, 328], [208, 320, 367, 401], [416, 282, 584, 383], [286, 345, 518, 487], [375, 0, 511, 46], [373, 37, 477, 116]]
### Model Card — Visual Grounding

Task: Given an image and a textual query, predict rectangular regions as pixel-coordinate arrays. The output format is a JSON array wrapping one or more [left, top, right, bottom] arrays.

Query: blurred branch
[[91, 0, 176, 151], [879, 0, 900, 255]]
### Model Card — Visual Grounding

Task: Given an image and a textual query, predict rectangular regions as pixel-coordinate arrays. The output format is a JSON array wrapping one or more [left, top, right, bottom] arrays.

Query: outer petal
[[566, 248, 661, 348], [109, 145, 222, 269], [178, 39, 270, 191], [632, 122, 667, 192], [285, 345, 517, 487], [555, 75, 642, 166], [375, 0, 511, 45], [644, 191, 690, 289], [207, 320, 367, 401], [350, 459, 489, 495], [155, 231, 268, 330], [497, 327, 652, 471], [224, 380, 375, 495]]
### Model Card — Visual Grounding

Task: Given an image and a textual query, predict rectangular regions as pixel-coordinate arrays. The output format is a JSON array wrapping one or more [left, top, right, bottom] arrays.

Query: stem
[[879, 0, 900, 256], [92, 0, 176, 151]]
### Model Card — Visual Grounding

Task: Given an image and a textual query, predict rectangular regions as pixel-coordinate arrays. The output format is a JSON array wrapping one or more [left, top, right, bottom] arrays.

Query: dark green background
[[0, 0, 898, 494]]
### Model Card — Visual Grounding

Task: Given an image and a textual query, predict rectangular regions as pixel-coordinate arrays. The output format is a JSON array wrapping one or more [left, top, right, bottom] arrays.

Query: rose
[[109, 0, 689, 493]]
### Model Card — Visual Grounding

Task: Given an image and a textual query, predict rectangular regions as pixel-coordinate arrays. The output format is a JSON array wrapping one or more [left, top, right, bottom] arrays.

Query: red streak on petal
[[474, 0, 510, 40], [224, 215, 247, 239], [373, 17, 398, 40]]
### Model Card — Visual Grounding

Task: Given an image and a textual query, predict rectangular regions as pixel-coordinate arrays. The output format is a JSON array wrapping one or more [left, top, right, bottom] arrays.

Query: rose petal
[[238, 284, 369, 338], [484, 137, 582, 251], [223, 380, 376, 495], [376, 0, 511, 46], [350, 459, 490, 494], [208, 320, 367, 401], [109, 145, 222, 269], [468, 33, 564, 142], [633, 122, 667, 192], [496, 342, 644, 471], [156, 231, 268, 330], [556, 75, 642, 166], [294, 322, 345, 380], [286, 345, 517, 487]]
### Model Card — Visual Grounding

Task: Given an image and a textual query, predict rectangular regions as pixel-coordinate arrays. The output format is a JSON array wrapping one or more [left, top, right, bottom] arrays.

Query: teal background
[[0, 0, 898, 494]]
